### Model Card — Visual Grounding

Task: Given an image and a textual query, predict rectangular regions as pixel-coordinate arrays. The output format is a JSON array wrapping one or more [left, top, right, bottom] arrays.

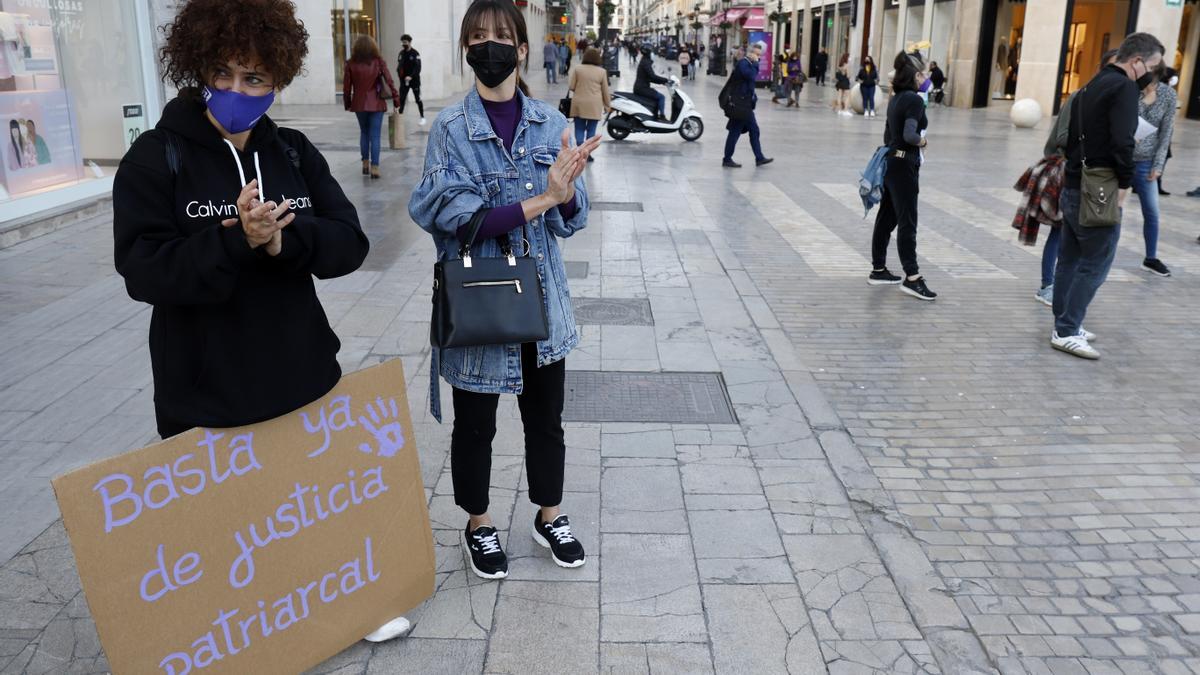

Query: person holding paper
[[1131, 64, 1176, 277], [111, 0, 407, 643]]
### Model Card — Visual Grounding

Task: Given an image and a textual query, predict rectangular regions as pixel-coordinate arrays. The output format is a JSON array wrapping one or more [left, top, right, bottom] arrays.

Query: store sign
[[52, 359, 435, 675], [122, 103, 146, 152], [1166, 0, 1182, 7]]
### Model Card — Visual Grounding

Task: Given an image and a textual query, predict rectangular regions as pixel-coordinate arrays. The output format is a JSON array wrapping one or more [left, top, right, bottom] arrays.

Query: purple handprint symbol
[[358, 397, 405, 458]]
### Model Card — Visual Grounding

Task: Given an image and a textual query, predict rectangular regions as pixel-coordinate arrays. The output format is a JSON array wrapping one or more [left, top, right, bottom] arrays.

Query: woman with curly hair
[[112, 0, 402, 641]]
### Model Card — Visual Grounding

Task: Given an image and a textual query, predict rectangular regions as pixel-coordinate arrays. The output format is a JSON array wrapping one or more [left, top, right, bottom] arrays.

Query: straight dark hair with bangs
[[459, 0, 531, 96]]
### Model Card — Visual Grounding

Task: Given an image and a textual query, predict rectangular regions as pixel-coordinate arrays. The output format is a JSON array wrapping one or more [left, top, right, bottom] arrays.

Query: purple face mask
[[203, 85, 275, 133]]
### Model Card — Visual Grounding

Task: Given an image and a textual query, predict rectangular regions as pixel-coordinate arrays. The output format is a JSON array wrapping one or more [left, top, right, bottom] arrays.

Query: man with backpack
[[719, 42, 772, 169], [396, 34, 425, 126]]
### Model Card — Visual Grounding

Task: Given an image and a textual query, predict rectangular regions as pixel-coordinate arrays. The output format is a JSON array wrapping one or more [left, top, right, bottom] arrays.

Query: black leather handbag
[[430, 209, 549, 349]]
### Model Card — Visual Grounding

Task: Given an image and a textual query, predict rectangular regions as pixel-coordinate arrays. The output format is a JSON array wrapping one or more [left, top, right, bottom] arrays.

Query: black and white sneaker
[[463, 524, 508, 579], [868, 268, 902, 285], [532, 513, 586, 568], [1142, 258, 1171, 277], [901, 276, 937, 301]]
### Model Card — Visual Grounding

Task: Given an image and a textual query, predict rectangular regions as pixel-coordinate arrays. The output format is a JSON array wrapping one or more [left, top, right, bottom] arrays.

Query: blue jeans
[[545, 63, 557, 83], [862, 84, 876, 112], [1041, 225, 1062, 288], [723, 113, 765, 162], [355, 111, 384, 166], [1052, 188, 1121, 337], [1131, 159, 1159, 259], [652, 90, 665, 117], [574, 117, 598, 146]]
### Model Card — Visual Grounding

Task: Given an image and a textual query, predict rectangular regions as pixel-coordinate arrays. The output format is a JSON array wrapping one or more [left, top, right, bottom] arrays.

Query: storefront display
[[989, 2, 1023, 100], [0, 0, 154, 216]]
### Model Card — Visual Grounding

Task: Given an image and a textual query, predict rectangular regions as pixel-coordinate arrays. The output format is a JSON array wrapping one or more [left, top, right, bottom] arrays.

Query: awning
[[709, 10, 725, 24], [726, 8, 749, 22], [741, 7, 765, 30]]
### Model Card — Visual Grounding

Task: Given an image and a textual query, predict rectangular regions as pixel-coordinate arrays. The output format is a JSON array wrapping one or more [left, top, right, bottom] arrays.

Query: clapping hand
[[545, 128, 601, 204], [220, 179, 294, 256]]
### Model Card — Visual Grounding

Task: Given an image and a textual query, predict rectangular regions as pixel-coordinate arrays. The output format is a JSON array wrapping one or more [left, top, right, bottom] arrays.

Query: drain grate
[[563, 371, 736, 424], [565, 261, 589, 279], [590, 201, 644, 212], [572, 297, 653, 325]]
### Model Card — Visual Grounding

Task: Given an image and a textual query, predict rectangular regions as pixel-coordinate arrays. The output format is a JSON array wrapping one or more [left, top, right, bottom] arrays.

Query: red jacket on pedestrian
[[343, 57, 400, 112]]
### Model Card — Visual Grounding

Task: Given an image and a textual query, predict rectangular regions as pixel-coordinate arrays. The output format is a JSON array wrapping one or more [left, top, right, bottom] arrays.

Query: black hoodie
[[112, 94, 369, 432]]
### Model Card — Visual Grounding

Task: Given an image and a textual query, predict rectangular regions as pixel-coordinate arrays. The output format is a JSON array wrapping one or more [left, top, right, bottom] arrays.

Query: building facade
[[1, 0, 555, 231]]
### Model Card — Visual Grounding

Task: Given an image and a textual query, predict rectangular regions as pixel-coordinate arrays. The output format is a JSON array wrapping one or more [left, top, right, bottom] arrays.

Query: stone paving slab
[[3, 70, 1200, 674]]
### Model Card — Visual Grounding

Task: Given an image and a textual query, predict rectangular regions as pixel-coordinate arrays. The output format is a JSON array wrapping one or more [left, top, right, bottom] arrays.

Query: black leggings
[[451, 343, 566, 516], [399, 80, 424, 117], [871, 156, 921, 278]]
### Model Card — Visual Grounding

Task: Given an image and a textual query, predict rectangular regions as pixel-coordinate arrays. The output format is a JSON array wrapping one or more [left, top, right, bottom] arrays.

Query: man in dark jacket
[[634, 45, 670, 119], [1051, 32, 1164, 360], [396, 34, 425, 125], [814, 49, 828, 86], [720, 42, 772, 168]]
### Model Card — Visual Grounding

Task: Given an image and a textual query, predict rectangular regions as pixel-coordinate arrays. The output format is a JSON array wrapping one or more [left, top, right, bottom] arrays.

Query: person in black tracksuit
[[869, 51, 935, 301], [397, 34, 426, 123], [634, 46, 670, 119]]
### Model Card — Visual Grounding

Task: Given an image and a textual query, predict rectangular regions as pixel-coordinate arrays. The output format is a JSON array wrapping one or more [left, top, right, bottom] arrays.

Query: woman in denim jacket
[[408, 0, 600, 581]]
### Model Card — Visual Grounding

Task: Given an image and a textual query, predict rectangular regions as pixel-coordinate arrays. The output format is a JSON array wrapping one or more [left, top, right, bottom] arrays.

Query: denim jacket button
[[537, 253, 544, 260], [518, 146, 525, 154], [525, 182, 534, 190]]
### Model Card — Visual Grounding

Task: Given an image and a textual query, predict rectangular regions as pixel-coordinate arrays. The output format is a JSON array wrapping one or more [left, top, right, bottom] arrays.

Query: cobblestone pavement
[[2, 63, 1200, 674]]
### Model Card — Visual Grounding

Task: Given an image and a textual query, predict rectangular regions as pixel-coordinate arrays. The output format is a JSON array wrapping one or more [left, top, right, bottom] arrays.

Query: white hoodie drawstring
[[223, 138, 264, 203]]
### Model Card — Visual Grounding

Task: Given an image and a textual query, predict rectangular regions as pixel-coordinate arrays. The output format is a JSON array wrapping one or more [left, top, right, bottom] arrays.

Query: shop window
[[1, 0, 146, 202], [1060, 0, 1130, 99], [988, 2, 1024, 101], [332, 0, 378, 94]]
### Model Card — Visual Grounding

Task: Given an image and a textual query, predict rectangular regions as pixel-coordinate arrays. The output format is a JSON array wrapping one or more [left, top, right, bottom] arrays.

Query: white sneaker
[[364, 616, 411, 642], [1077, 328, 1096, 342], [419, 117, 427, 126], [1050, 331, 1099, 360]]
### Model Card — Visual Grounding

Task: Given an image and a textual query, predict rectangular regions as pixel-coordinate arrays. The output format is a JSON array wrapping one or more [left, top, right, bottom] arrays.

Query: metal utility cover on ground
[[590, 201, 644, 212], [572, 297, 653, 326], [563, 371, 737, 424], [565, 261, 589, 279]]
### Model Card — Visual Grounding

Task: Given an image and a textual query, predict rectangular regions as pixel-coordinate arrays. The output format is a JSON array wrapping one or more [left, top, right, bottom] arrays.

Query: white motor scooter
[[606, 76, 703, 142]]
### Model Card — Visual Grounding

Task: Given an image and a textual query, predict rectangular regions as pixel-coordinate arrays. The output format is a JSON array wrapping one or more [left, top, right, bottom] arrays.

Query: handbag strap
[[1076, 86, 1088, 167], [457, 208, 520, 261]]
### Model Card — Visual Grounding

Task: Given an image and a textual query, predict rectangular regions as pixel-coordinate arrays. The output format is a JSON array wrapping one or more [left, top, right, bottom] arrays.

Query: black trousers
[[399, 79, 424, 117], [451, 343, 566, 516], [871, 156, 921, 278]]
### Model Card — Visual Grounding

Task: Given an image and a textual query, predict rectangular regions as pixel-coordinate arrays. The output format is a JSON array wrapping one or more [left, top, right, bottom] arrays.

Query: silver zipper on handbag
[[463, 279, 523, 293]]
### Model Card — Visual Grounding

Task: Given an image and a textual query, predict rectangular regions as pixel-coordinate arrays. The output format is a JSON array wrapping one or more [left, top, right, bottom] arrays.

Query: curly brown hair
[[159, 0, 309, 89]]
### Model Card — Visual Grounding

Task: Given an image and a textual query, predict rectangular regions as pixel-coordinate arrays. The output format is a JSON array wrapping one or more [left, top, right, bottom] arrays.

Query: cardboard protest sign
[[52, 359, 434, 675]]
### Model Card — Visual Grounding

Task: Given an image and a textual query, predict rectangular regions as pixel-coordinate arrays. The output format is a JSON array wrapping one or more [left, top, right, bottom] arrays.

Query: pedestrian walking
[[560, 40, 571, 76], [408, 0, 600, 580], [112, 0, 404, 643], [770, 54, 786, 104], [396, 34, 426, 125], [1027, 49, 1118, 307], [785, 52, 804, 106], [1051, 32, 1165, 360], [569, 48, 611, 162], [344, 36, 400, 180], [928, 61, 946, 104], [868, 50, 935, 300], [814, 49, 828, 86], [679, 47, 691, 80], [833, 53, 852, 115], [719, 41, 772, 169], [1132, 64, 1176, 277], [856, 56, 878, 117], [544, 38, 559, 83]]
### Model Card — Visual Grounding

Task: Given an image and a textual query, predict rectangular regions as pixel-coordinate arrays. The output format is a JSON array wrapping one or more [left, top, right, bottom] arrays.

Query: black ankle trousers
[[871, 156, 921, 278], [450, 343, 566, 516]]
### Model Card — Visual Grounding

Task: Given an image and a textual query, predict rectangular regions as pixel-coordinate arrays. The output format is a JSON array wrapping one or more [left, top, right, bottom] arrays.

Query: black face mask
[[1136, 71, 1156, 90], [466, 41, 519, 89]]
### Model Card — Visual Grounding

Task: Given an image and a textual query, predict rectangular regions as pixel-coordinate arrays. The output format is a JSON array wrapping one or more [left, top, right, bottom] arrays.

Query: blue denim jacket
[[408, 88, 589, 422]]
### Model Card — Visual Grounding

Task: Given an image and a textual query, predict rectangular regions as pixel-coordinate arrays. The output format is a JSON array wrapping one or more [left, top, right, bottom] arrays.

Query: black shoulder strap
[[274, 130, 302, 170], [162, 129, 183, 177], [1076, 86, 1087, 166]]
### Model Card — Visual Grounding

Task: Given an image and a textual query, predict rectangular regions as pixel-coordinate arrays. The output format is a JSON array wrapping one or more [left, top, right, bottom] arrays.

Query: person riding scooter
[[635, 45, 670, 120]]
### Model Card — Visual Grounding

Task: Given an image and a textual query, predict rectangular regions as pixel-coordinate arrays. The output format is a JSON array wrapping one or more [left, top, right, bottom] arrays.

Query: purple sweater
[[456, 95, 577, 243]]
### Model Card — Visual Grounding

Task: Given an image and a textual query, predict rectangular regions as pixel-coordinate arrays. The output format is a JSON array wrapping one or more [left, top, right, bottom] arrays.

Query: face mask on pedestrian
[[203, 85, 275, 134], [466, 40, 519, 89], [1132, 59, 1156, 89]]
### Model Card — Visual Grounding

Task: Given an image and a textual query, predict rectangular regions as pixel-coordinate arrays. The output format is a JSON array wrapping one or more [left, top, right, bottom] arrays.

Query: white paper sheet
[[1135, 116, 1158, 142]]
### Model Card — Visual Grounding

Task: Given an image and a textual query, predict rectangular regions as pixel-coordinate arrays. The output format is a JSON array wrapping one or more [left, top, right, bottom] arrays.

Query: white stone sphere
[[1010, 98, 1042, 128]]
